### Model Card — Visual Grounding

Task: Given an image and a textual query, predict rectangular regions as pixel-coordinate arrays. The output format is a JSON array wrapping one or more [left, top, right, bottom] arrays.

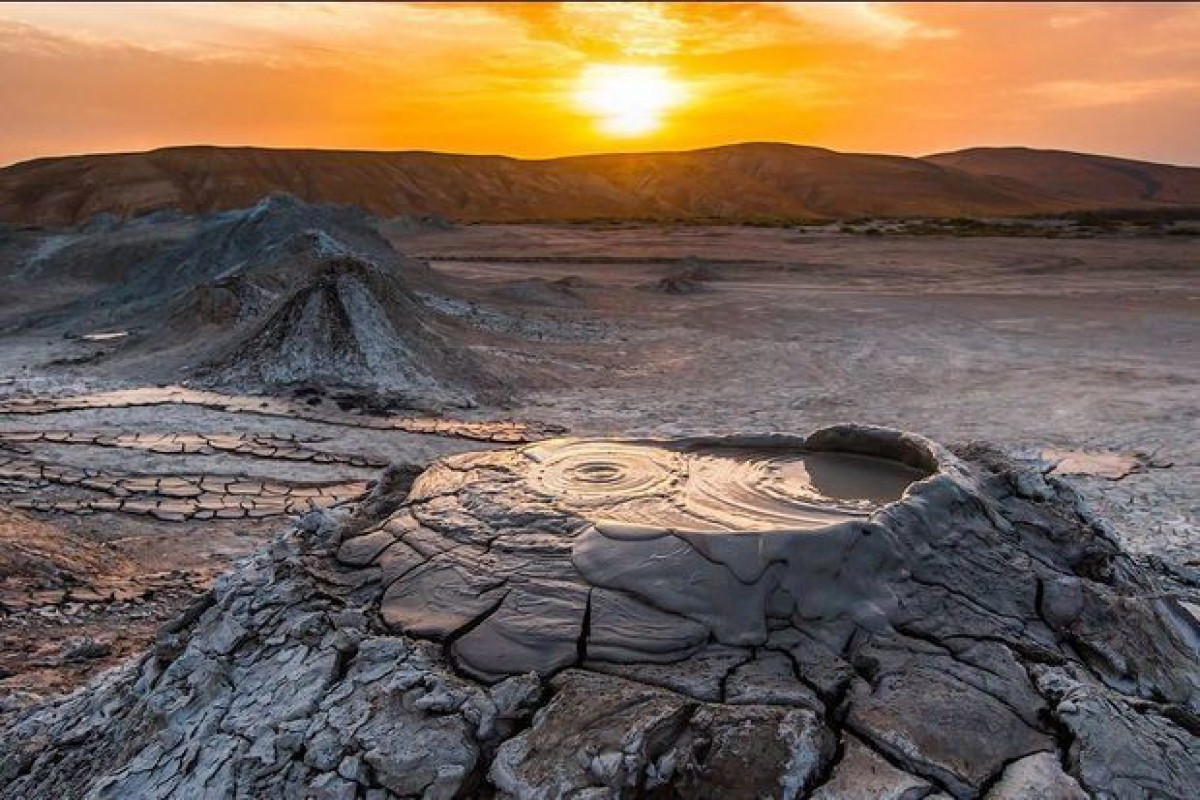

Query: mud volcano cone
[[98, 194, 397, 312], [353, 424, 1198, 797], [202, 256, 494, 405], [167, 275, 275, 328]]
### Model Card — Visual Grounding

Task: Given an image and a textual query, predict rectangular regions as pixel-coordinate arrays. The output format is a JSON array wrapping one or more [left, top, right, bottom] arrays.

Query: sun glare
[[573, 64, 686, 137]]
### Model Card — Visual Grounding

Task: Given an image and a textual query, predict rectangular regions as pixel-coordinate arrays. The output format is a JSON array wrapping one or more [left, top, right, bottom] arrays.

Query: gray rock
[[587, 644, 750, 702], [725, 650, 823, 711], [0, 524, 535, 798], [452, 581, 589, 682], [490, 669, 835, 798], [844, 659, 1052, 797], [60, 638, 113, 662], [811, 734, 932, 799], [335, 528, 396, 566], [984, 751, 1087, 800], [1033, 666, 1199, 799]]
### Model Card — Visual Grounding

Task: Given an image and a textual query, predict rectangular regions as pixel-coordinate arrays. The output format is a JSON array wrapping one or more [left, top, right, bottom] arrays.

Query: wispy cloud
[[1028, 77, 1200, 108], [1048, 8, 1113, 30], [555, 2, 685, 58], [777, 2, 957, 47], [0, 2, 539, 66]]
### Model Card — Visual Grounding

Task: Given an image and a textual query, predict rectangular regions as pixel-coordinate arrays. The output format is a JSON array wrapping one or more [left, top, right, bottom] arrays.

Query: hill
[[2, 142, 1198, 226], [925, 146, 1200, 209]]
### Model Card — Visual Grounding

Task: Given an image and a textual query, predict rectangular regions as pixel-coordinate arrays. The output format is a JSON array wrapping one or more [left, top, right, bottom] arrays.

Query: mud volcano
[[346, 424, 1196, 796], [369, 428, 941, 678], [3, 425, 1197, 798], [201, 256, 502, 406]]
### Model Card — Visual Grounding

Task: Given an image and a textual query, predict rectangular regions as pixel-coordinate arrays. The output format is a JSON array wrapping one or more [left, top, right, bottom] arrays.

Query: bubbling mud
[[525, 439, 928, 533], [370, 429, 946, 676]]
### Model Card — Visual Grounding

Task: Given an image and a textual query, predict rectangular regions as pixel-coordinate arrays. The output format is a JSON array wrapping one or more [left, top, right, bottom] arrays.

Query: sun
[[573, 64, 686, 137]]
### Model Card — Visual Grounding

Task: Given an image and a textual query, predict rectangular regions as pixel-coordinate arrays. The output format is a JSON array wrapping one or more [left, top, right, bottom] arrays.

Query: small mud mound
[[389, 213, 456, 233], [552, 275, 594, 289], [675, 256, 720, 281], [639, 257, 720, 294], [489, 276, 589, 308], [201, 257, 500, 407], [640, 273, 706, 294]]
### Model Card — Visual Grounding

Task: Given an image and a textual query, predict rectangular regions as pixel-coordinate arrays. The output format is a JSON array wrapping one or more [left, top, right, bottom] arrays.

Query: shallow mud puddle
[[527, 440, 928, 532]]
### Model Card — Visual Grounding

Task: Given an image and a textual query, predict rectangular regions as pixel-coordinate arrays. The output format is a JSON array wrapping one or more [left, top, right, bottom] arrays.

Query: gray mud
[[525, 437, 928, 532], [0, 208, 1196, 799], [2, 425, 1196, 798]]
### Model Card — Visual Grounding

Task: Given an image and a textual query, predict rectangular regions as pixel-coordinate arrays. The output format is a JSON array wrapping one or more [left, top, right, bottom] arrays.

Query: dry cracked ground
[[0, 213, 1197, 798]]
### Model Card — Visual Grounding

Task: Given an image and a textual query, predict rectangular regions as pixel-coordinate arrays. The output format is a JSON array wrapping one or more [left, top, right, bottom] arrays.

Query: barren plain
[[400, 223, 1198, 561], [0, 208, 1196, 797]]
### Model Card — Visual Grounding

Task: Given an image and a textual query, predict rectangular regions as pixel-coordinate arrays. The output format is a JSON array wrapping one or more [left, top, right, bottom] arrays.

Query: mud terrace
[[1, 424, 1196, 798]]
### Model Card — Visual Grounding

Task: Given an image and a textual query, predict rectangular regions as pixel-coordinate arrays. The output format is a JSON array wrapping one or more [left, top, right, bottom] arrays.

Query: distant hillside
[[925, 147, 1200, 209], [2, 142, 1198, 227]]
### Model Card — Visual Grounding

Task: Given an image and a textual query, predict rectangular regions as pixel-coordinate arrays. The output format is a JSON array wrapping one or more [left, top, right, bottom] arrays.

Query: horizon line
[[5, 140, 1200, 172]]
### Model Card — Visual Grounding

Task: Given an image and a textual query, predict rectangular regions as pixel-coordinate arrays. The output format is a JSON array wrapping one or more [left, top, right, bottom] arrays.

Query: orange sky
[[1, 2, 1198, 166]]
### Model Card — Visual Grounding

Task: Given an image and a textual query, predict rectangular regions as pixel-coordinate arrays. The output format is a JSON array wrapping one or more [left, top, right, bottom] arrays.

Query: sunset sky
[[1, 2, 1198, 166]]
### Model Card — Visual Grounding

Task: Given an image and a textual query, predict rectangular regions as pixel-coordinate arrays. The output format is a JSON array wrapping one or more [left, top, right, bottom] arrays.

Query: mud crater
[[527, 438, 929, 533]]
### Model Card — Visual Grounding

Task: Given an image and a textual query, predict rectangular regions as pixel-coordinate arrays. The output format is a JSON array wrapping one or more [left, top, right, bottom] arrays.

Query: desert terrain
[[397, 222, 1199, 564], [5, 143, 1200, 227], [5, 0, 1200, 788], [0, 187, 1196, 796]]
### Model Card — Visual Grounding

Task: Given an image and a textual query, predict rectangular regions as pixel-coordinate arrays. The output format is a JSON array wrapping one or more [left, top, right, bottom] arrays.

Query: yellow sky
[[1, 2, 1198, 166]]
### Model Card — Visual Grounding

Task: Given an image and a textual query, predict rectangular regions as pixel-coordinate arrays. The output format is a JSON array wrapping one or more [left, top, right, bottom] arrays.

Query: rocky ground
[[1, 426, 1196, 798], [0, 209, 1196, 797]]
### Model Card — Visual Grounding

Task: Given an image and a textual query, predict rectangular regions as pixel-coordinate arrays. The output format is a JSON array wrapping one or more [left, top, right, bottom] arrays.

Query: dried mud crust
[[0, 430, 388, 467], [0, 386, 563, 444], [0, 386, 566, 727], [1, 424, 1196, 799], [0, 507, 252, 722], [0, 454, 369, 521], [0, 387, 563, 525]]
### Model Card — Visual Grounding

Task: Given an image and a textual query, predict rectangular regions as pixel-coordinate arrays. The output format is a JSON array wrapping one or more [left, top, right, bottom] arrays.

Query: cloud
[[1048, 8, 1112, 29], [777, 2, 957, 47], [1028, 77, 1200, 108], [555, 2, 685, 57], [0, 2, 540, 67]]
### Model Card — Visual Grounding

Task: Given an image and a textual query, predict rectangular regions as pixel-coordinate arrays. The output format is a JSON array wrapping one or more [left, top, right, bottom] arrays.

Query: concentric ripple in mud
[[525, 439, 927, 532]]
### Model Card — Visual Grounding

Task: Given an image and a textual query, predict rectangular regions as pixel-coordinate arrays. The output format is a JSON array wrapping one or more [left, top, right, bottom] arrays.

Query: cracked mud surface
[[0, 387, 561, 443], [1, 425, 1195, 798], [0, 385, 556, 714]]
